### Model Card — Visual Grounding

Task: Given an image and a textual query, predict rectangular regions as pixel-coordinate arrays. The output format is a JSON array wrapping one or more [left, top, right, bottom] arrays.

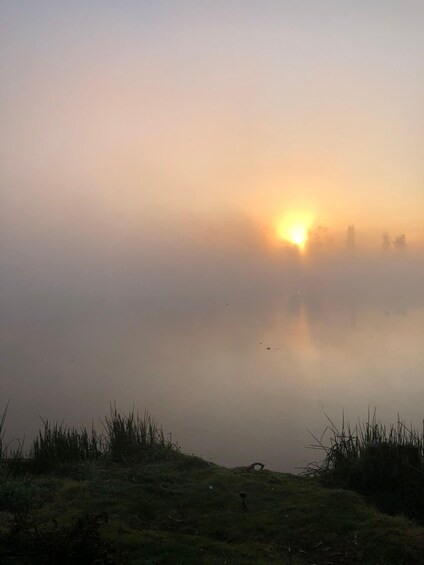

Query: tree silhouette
[[346, 225, 355, 251], [382, 232, 391, 251], [393, 234, 406, 249]]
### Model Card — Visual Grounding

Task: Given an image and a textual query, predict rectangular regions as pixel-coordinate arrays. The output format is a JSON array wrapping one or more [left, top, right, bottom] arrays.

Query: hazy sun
[[276, 213, 313, 249], [287, 224, 308, 246]]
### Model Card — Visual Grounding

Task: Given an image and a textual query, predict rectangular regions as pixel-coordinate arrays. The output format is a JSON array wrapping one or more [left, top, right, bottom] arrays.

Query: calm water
[[1, 246, 423, 472]]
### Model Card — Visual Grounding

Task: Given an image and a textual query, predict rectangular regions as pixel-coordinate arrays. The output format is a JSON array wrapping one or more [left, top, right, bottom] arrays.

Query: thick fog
[[1, 219, 423, 471], [1, 1, 424, 470]]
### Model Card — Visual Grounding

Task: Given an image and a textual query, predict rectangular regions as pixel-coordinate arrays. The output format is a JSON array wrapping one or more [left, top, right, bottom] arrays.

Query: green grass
[[1, 405, 424, 563], [2, 454, 424, 563]]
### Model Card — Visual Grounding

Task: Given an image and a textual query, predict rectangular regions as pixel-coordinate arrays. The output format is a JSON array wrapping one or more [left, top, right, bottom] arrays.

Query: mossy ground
[[1, 451, 424, 564]]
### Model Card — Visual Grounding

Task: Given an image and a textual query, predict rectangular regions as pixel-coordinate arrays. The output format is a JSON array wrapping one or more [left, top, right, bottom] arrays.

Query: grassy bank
[[1, 407, 424, 564], [305, 411, 424, 522]]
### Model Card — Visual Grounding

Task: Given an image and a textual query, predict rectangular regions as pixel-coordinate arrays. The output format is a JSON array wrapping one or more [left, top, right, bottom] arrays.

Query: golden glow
[[276, 212, 314, 249]]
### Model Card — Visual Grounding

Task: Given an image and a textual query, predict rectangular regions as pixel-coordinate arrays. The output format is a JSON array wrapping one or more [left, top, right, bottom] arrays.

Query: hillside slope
[[1, 452, 424, 564]]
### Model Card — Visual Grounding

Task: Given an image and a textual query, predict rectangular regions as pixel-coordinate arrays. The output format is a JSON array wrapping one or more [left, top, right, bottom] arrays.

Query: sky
[[1, 0, 423, 254]]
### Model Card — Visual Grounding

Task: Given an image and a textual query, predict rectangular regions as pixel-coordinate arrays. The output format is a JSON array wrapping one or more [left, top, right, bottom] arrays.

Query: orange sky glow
[[1, 2, 423, 251]]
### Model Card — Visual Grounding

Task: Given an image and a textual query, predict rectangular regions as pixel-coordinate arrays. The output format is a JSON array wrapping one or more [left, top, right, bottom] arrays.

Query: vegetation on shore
[[304, 410, 424, 522], [1, 405, 424, 564]]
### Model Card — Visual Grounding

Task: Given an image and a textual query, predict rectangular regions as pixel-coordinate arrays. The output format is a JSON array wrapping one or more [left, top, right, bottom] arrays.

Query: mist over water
[[1, 1, 424, 471], [1, 226, 423, 471]]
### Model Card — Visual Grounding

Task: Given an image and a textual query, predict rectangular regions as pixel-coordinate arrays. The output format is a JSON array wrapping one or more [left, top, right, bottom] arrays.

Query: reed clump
[[0, 403, 178, 474], [304, 410, 424, 519], [0, 401, 9, 461], [30, 420, 102, 472], [102, 405, 175, 462]]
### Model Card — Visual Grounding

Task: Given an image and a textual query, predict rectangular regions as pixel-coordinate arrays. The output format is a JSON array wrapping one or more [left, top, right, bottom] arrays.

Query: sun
[[276, 213, 313, 249], [287, 224, 308, 247]]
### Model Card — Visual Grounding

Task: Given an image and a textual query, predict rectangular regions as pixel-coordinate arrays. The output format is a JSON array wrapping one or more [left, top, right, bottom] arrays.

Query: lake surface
[[1, 246, 423, 472]]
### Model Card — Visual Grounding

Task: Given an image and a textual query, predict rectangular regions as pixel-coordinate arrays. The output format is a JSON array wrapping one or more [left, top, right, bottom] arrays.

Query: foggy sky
[[1, 2, 423, 470], [1, 1, 424, 248]]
